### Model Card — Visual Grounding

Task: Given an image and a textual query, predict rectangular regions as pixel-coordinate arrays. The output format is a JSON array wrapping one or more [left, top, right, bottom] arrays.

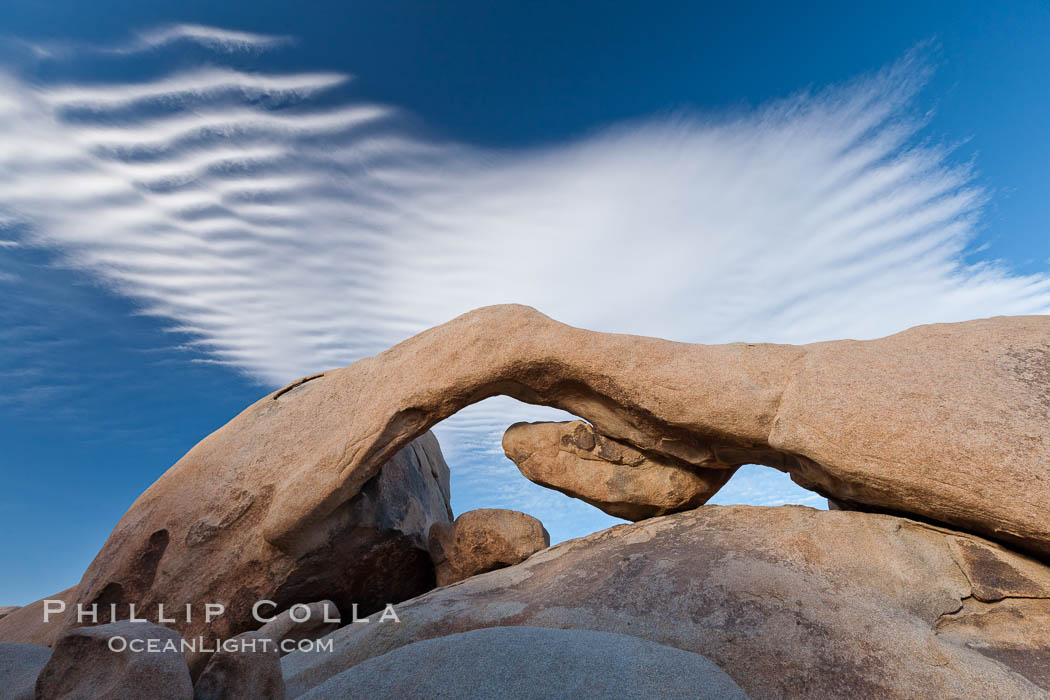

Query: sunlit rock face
[[65, 365, 452, 675]]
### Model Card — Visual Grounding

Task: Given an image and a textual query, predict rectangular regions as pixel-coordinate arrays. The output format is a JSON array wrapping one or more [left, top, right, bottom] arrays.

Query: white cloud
[[1, 31, 1048, 540], [127, 23, 294, 53], [12, 23, 292, 59], [44, 68, 349, 110], [75, 104, 389, 149]]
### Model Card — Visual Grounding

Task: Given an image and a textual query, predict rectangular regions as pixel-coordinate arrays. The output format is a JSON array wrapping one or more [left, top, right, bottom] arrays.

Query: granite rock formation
[[37, 305, 1050, 695]]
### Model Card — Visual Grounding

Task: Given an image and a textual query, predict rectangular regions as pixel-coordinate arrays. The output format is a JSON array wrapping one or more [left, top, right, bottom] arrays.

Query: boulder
[[428, 509, 549, 586], [193, 631, 284, 700], [503, 420, 734, 520], [35, 620, 192, 699], [0, 642, 51, 700], [0, 587, 77, 647], [296, 626, 746, 699], [257, 601, 340, 656], [67, 424, 451, 675], [282, 505, 1050, 699]]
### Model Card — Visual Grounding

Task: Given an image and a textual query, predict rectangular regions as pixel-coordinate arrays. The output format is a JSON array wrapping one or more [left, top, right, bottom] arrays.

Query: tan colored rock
[[428, 509, 549, 586], [257, 601, 340, 656], [0, 587, 76, 647], [66, 305, 1050, 672], [205, 305, 1046, 560], [193, 631, 284, 700], [36, 620, 192, 699], [67, 429, 450, 676], [503, 420, 735, 520], [282, 506, 1050, 699]]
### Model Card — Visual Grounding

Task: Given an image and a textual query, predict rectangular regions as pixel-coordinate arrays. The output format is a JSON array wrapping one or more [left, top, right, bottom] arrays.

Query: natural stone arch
[[64, 304, 1050, 674], [258, 304, 1050, 561]]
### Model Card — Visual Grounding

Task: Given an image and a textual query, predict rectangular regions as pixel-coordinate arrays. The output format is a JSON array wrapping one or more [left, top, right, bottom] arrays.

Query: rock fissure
[[273, 373, 325, 400]]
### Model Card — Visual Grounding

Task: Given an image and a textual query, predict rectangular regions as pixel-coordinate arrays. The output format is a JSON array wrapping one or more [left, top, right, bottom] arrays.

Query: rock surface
[[91, 304, 1042, 562], [428, 509, 550, 586], [193, 631, 284, 700], [504, 420, 734, 520], [0, 587, 77, 647], [283, 506, 1050, 699], [36, 620, 193, 699], [66, 426, 451, 675], [0, 642, 51, 700], [0, 606, 20, 621], [257, 601, 340, 656], [296, 626, 747, 699]]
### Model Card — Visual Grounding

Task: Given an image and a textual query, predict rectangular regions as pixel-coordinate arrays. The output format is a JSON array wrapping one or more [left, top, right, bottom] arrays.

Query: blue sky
[[2, 1, 1050, 605]]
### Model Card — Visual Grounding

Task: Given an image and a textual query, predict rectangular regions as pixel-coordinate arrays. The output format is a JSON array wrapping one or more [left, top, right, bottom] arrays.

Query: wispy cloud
[[1, 28, 1048, 539], [45, 68, 349, 110], [14, 23, 292, 60], [127, 23, 294, 53]]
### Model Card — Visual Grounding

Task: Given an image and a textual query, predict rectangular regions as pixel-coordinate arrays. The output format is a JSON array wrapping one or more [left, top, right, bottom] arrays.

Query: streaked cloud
[[13, 23, 292, 60], [44, 68, 349, 110], [1, 28, 1048, 540], [127, 23, 294, 53]]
